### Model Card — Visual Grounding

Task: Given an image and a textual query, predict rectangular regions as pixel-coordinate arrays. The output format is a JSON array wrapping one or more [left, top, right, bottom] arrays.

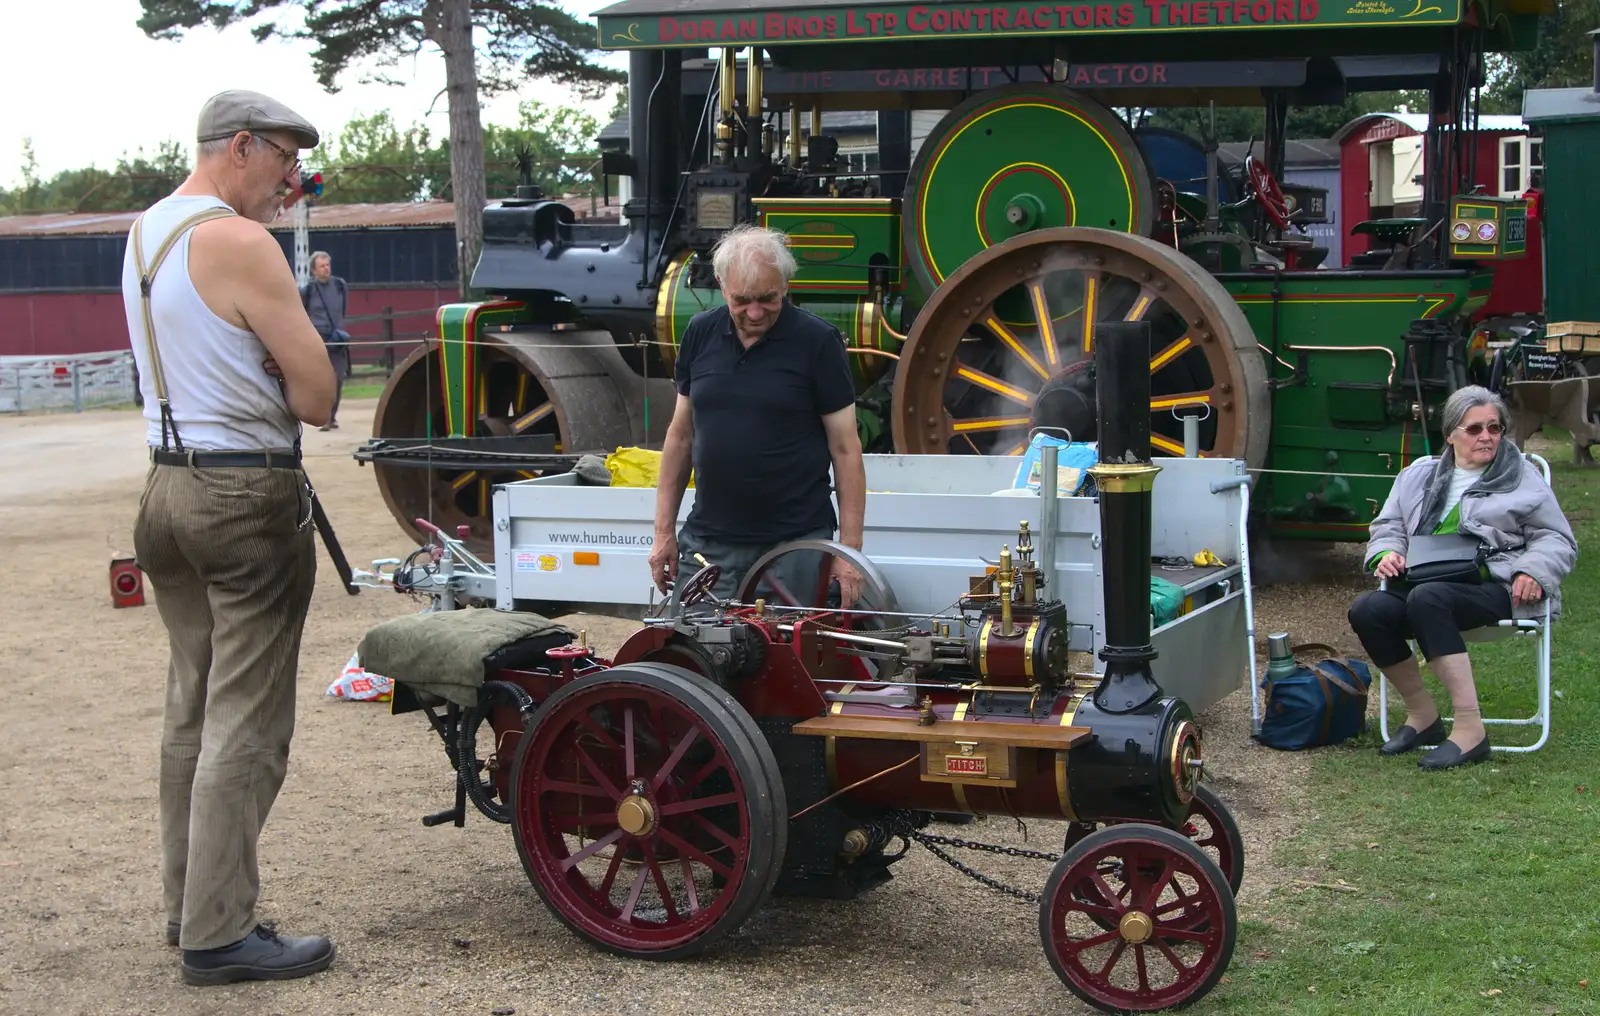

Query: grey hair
[[195, 137, 233, 159], [310, 251, 331, 268], [1441, 384, 1509, 436], [710, 225, 797, 287]]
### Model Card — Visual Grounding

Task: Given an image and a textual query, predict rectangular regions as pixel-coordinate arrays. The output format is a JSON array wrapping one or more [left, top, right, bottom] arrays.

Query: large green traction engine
[[368, 53, 1508, 548]]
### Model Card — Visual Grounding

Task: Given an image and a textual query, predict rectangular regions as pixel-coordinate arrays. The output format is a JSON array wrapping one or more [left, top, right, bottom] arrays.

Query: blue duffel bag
[[1254, 643, 1372, 751]]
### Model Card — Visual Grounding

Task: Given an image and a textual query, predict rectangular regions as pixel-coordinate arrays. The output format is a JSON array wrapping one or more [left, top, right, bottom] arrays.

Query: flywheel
[[890, 227, 1271, 465], [903, 84, 1156, 297]]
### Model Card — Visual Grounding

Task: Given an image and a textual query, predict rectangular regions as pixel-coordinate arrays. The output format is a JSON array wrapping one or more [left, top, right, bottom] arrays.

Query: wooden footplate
[[791, 715, 1092, 787]]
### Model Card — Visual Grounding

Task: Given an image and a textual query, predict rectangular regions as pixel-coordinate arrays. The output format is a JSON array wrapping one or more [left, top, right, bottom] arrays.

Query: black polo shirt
[[675, 301, 856, 543]]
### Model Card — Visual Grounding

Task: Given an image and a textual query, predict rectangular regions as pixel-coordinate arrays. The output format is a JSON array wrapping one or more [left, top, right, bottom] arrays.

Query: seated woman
[[1348, 386, 1577, 770]]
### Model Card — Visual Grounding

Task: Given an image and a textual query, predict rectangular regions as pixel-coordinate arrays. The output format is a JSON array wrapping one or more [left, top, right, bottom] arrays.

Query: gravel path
[[0, 402, 1359, 1016]]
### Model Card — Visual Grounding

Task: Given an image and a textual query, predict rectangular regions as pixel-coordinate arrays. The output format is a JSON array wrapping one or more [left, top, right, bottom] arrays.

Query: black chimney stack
[[514, 146, 542, 200], [1087, 320, 1163, 714]]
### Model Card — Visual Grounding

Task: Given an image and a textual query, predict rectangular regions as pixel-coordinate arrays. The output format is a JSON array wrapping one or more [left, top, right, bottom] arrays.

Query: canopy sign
[[596, 0, 1463, 49]]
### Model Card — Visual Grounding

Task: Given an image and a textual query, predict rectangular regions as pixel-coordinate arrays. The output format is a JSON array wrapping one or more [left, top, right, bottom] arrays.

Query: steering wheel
[[676, 562, 722, 607], [1245, 155, 1292, 232]]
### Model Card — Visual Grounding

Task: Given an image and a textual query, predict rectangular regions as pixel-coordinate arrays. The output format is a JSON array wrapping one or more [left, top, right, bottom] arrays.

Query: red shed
[[1334, 112, 1543, 323], [0, 196, 619, 360]]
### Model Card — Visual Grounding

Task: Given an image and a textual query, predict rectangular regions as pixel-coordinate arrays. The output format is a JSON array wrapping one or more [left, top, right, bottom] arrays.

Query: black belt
[[150, 448, 302, 470]]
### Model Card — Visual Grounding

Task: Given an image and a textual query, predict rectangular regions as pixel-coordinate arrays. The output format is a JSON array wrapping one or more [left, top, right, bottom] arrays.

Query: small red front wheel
[[1041, 824, 1236, 1012], [1079, 783, 1245, 897]]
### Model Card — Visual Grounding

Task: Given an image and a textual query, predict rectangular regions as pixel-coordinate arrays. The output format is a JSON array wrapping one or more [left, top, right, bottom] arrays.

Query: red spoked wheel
[[1041, 824, 1236, 1013], [1173, 784, 1244, 895], [509, 663, 786, 959], [1245, 155, 1291, 232], [1085, 784, 1244, 897], [1068, 784, 1245, 898]]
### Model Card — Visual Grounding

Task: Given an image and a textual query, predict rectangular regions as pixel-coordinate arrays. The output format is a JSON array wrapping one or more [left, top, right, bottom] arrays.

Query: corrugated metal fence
[[0, 350, 137, 413]]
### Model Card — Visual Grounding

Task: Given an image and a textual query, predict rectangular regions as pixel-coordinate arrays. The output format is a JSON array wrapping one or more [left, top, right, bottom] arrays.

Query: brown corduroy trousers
[[134, 462, 315, 951]]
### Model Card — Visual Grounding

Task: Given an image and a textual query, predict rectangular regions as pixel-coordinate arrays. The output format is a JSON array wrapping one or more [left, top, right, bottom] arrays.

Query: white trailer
[[470, 453, 1255, 714]]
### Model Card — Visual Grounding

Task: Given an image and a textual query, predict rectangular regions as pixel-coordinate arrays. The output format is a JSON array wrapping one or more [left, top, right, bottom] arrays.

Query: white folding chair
[[1376, 452, 1554, 754]]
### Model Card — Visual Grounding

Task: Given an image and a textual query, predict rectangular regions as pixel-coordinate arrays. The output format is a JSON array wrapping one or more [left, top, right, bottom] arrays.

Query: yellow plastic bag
[[603, 447, 693, 489]]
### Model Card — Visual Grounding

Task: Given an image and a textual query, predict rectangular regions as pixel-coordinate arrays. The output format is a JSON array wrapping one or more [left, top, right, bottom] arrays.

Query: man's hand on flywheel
[[832, 558, 863, 609]]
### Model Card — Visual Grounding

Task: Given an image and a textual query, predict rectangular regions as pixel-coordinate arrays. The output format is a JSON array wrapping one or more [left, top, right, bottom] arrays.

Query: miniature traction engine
[[401, 322, 1244, 1013]]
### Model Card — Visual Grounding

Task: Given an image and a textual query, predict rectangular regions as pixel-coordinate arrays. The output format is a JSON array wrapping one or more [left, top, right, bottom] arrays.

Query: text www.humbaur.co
[[547, 531, 654, 546]]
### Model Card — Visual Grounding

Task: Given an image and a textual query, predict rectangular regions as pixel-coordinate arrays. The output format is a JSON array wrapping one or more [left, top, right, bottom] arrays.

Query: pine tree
[[136, 0, 621, 298]]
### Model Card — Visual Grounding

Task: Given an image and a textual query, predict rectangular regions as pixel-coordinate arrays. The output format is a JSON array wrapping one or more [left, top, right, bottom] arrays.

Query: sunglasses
[[1458, 421, 1504, 437]]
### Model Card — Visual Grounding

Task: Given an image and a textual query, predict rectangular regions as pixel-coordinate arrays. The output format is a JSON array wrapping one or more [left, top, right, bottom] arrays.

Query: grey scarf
[[1414, 437, 1523, 535]]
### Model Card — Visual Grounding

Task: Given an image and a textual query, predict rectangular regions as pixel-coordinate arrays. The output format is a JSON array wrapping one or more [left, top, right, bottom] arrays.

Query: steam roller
[[361, 59, 1273, 548], [368, 316, 674, 549]]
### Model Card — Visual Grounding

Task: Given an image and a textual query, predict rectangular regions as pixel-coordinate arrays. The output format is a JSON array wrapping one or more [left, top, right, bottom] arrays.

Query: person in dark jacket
[[1347, 386, 1576, 769], [300, 251, 348, 429]]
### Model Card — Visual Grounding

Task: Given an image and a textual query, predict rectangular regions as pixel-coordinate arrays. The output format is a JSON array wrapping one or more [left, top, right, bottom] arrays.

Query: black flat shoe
[[180, 924, 335, 986], [1380, 716, 1447, 755], [1419, 737, 1491, 770], [166, 921, 180, 947]]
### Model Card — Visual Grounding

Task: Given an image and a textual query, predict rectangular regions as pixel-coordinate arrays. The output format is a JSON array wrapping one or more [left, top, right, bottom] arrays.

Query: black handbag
[[1402, 533, 1486, 584]]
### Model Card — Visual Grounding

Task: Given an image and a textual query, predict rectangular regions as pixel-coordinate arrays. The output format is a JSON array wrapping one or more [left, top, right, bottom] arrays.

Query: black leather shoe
[[166, 922, 180, 947], [1380, 716, 1447, 755], [180, 924, 335, 986], [1419, 737, 1491, 770]]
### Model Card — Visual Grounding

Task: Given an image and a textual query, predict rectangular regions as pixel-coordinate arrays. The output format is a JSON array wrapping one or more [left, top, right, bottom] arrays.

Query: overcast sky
[[0, 0, 627, 187]]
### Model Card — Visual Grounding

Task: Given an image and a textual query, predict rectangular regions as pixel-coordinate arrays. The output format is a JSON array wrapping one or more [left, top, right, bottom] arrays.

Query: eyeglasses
[[248, 133, 301, 177], [1458, 421, 1505, 437]]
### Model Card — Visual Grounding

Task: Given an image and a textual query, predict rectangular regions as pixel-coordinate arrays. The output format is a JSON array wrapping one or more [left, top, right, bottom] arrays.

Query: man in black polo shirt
[[647, 224, 866, 607]]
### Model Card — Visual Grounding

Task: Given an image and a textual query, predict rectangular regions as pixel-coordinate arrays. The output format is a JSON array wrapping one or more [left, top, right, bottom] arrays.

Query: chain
[[910, 831, 1062, 905]]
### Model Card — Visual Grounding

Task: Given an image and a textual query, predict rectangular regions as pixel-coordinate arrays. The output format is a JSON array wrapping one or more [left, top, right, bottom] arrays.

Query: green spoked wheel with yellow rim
[[890, 228, 1271, 464], [903, 85, 1156, 297]]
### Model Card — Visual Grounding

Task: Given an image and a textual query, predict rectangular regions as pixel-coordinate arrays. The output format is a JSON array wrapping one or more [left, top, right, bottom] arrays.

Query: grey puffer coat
[[1365, 445, 1578, 621]]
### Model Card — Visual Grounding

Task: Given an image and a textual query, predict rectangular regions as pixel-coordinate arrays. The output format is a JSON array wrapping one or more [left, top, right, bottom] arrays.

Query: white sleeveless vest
[[121, 194, 299, 451]]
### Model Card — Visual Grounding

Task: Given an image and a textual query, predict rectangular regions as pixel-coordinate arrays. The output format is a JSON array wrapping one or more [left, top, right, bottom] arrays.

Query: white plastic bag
[[326, 652, 394, 703]]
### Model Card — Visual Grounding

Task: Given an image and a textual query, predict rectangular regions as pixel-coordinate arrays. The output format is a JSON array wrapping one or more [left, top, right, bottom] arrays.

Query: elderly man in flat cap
[[123, 89, 339, 986]]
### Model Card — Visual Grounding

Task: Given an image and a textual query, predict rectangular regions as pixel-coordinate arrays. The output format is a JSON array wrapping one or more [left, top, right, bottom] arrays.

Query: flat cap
[[196, 89, 320, 151]]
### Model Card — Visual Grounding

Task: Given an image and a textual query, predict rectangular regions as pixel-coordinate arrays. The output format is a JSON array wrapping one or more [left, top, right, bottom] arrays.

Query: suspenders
[[129, 205, 356, 585], [130, 206, 239, 453]]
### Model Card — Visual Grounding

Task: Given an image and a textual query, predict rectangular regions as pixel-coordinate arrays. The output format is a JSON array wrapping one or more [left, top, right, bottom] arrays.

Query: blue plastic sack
[[1254, 648, 1372, 751], [1013, 433, 1098, 496]]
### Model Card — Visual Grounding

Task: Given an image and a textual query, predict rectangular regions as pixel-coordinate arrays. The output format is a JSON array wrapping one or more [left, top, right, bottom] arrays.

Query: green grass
[[339, 367, 391, 403], [1198, 446, 1600, 1016], [340, 381, 387, 401]]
